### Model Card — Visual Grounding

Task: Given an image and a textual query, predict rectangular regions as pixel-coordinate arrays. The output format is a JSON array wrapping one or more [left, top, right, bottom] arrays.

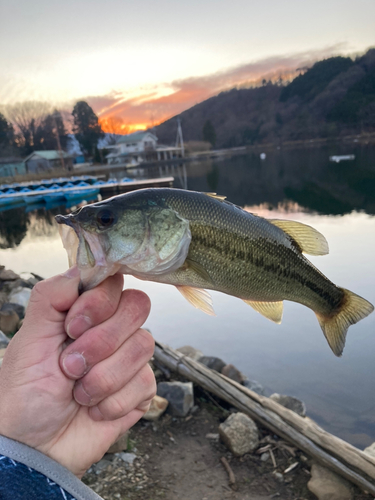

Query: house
[[106, 131, 183, 165], [0, 157, 26, 178], [24, 151, 73, 173]]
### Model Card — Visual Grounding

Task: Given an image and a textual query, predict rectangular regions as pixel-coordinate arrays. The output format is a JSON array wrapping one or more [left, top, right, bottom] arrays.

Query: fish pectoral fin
[[176, 286, 216, 316], [204, 192, 227, 202], [243, 299, 283, 324], [268, 219, 329, 256], [184, 258, 212, 283]]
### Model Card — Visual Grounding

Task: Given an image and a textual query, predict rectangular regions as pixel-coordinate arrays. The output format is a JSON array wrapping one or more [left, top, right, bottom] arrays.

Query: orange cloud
[[85, 44, 347, 134]]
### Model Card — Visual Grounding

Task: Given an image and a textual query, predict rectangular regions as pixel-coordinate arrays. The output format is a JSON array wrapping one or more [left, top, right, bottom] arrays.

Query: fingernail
[[67, 315, 92, 339], [62, 265, 80, 279], [63, 352, 87, 378], [89, 405, 104, 422], [74, 381, 92, 406]]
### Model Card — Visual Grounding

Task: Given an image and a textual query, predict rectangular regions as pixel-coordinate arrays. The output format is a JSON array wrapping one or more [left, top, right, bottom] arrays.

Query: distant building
[[0, 157, 26, 177], [106, 131, 183, 165], [24, 151, 73, 173]]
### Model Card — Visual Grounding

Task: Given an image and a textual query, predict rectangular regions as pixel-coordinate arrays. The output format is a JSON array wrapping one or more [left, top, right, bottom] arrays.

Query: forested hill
[[154, 49, 375, 148]]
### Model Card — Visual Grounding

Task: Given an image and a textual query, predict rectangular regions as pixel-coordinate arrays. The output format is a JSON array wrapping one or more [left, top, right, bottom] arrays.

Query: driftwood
[[154, 341, 375, 495]]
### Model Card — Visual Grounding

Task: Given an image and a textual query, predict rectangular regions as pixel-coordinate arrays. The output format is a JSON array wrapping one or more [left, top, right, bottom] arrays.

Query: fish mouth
[[55, 213, 106, 268]]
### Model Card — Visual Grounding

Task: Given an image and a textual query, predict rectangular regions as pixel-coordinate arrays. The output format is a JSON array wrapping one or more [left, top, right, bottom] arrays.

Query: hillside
[[155, 49, 375, 148]]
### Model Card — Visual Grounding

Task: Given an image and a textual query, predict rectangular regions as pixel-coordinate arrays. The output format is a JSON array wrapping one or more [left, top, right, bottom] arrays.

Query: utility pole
[[52, 112, 66, 170], [176, 117, 184, 157]]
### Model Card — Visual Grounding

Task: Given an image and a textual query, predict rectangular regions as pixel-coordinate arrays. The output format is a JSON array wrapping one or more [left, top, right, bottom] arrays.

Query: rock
[[107, 431, 129, 453], [308, 463, 352, 500], [0, 310, 20, 335], [198, 356, 226, 372], [364, 442, 375, 458], [270, 393, 306, 417], [0, 292, 7, 308], [219, 412, 259, 456], [1, 302, 25, 319], [93, 458, 112, 474], [242, 379, 266, 395], [221, 364, 246, 384], [142, 395, 169, 421], [177, 345, 204, 361], [0, 269, 20, 281], [0, 330, 10, 348], [205, 433, 219, 441], [157, 381, 194, 417], [260, 452, 270, 462], [118, 452, 136, 466], [8, 288, 32, 310], [4, 279, 33, 291], [273, 471, 284, 482]]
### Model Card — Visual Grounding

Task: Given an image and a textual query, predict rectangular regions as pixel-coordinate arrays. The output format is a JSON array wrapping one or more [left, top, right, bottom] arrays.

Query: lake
[[1, 143, 374, 449]]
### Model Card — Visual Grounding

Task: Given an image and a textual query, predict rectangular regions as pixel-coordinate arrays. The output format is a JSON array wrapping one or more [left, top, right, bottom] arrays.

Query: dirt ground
[[82, 389, 372, 500]]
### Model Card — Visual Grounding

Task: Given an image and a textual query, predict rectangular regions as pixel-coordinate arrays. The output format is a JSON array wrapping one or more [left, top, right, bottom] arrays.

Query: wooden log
[[154, 341, 375, 495]]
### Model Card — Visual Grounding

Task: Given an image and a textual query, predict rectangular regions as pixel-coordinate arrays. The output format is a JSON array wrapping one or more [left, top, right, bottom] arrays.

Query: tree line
[[0, 101, 103, 161]]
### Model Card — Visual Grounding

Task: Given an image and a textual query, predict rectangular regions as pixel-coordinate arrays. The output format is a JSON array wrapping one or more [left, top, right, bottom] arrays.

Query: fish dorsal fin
[[243, 299, 283, 324], [268, 219, 329, 256], [184, 258, 212, 283], [204, 192, 227, 202], [176, 285, 215, 316]]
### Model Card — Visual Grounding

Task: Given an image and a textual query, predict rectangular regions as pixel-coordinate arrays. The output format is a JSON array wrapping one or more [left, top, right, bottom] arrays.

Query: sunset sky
[[1, 0, 374, 132]]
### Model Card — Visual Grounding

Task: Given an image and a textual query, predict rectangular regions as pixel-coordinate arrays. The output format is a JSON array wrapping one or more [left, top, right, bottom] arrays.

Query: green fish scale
[[140, 189, 344, 314]]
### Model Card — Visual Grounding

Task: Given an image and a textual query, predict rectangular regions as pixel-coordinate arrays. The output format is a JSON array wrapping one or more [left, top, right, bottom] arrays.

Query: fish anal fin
[[268, 219, 329, 256], [243, 299, 283, 324], [316, 288, 374, 356], [204, 192, 227, 202], [176, 286, 215, 316], [184, 258, 212, 283]]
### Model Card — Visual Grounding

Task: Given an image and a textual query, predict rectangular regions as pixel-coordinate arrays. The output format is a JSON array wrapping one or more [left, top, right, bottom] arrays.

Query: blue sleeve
[[0, 455, 76, 500]]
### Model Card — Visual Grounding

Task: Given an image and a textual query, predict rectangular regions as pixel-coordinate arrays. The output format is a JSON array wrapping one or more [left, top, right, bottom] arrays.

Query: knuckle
[[29, 280, 47, 303], [93, 287, 117, 315], [131, 329, 154, 361], [101, 394, 127, 420], [89, 367, 118, 397]]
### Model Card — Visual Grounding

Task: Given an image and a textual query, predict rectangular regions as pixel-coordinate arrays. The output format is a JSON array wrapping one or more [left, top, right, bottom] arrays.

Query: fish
[[55, 188, 374, 356]]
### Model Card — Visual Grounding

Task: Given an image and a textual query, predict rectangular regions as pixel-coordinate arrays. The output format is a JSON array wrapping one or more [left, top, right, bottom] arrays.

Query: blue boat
[[64, 187, 99, 201], [23, 194, 46, 204]]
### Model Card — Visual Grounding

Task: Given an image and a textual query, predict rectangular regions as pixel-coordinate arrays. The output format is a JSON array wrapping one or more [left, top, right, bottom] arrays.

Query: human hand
[[0, 267, 156, 478]]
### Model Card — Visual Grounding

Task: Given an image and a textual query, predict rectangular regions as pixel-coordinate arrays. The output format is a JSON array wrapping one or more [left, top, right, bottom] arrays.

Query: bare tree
[[4, 101, 52, 154]]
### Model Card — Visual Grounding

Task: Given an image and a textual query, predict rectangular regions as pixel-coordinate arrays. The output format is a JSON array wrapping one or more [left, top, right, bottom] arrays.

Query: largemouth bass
[[55, 188, 373, 356]]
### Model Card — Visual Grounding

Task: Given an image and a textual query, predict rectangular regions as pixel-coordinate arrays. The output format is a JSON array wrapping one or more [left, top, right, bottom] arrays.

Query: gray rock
[[0, 310, 20, 335], [270, 393, 306, 417], [1, 302, 25, 319], [307, 463, 352, 500], [0, 292, 7, 308], [221, 364, 246, 384], [219, 412, 259, 456], [177, 345, 204, 361], [0, 330, 10, 348], [273, 471, 284, 482], [0, 269, 20, 281], [243, 379, 266, 395], [93, 458, 112, 474], [198, 356, 226, 372], [4, 279, 33, 291], [260, 452, 270, 462], [118, 452, 136, 466], [8, 287, 32, 310], [364, 442, 375, 458], [157, 381, 194, 417]]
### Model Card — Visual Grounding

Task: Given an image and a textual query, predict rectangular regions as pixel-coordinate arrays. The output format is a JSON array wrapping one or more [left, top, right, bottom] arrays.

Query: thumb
[[21, 266, 81, 337]]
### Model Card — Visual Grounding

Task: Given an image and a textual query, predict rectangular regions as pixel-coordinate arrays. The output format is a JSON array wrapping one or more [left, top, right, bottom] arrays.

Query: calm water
[[1, 144, 375, 448]]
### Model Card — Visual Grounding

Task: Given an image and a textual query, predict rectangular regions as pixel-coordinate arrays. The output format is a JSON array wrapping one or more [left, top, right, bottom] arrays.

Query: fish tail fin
[[316, 288, 374, 357]]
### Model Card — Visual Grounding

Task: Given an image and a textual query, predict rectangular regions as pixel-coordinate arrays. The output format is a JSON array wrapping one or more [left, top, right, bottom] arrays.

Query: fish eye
[[96, 209, 115, 228]]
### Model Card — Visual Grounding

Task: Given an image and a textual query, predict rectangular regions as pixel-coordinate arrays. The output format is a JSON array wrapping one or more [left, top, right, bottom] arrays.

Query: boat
[[64, 187, 100, 201], [329, 155, 355, 163]]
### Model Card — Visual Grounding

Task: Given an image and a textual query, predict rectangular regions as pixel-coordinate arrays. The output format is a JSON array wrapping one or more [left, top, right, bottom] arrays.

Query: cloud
[[81, 44, 350, 133]]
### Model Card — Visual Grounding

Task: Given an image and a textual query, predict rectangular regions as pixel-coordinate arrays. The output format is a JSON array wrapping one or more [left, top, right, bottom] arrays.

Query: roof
[[117, 131, 157, 145], [24, 150, 71, 162], [0, 157, 24, 165]]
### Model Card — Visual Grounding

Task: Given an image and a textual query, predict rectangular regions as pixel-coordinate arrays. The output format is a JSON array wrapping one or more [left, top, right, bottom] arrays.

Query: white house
[[106, 131, 183, 165]]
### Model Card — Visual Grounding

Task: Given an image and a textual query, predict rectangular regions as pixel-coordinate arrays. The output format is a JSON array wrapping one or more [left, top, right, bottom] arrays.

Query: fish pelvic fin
[[176, 285, 216, 316], [268, 219, 329, 256], [243, 299, 283, 324], [316, 288, 374, 356]]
